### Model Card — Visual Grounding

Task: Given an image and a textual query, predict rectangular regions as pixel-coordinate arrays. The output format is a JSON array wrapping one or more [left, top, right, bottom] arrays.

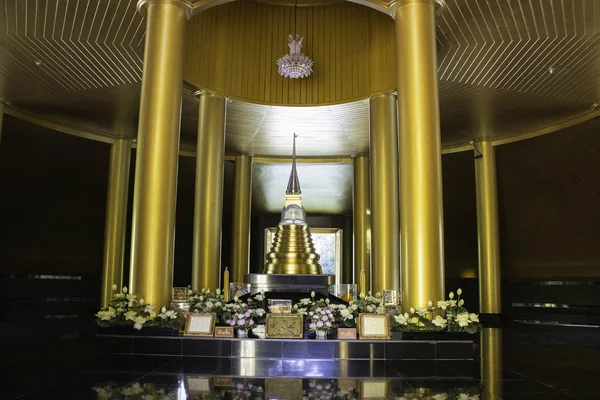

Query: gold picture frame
[[357, 314, 390, 340], [265, 314, 304, 339], [172, 286, 189, 302], [185, 376, 213, 394], [184, 313, 216, 337], [359, 380, 388, 399]]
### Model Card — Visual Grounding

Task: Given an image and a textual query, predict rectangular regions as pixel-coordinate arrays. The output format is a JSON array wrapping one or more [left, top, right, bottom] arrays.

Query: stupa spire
[[284, 133, 302, 208], [286, 133, 301, 195]]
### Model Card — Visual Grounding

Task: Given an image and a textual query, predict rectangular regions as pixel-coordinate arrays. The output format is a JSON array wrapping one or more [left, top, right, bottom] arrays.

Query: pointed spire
[[286, 133, 302, 195]]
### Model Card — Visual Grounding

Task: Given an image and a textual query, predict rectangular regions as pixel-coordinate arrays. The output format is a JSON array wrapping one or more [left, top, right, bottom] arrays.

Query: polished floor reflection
[[4, 323, 599, 399]]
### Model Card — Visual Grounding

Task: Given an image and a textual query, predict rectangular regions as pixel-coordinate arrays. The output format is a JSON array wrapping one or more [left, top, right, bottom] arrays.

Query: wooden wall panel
[[183, 1, 396, 105]]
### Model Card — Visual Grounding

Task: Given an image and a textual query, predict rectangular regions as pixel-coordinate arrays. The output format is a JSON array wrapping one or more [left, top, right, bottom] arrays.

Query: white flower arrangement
[[392, 289, 481, 334], [95, 286, 183, 331], [188, 287, 225, 314]]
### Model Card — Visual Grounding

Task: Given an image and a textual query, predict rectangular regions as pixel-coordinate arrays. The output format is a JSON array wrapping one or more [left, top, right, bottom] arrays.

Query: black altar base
[[97, 334, 474, 361]]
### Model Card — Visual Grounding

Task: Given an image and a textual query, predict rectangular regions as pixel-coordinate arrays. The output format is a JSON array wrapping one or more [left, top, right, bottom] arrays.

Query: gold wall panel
[[183, 1, 396, 105]]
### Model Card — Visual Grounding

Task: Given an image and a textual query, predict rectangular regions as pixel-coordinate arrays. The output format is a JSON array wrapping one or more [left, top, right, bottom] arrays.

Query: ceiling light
[[276, 0, 313, 79]]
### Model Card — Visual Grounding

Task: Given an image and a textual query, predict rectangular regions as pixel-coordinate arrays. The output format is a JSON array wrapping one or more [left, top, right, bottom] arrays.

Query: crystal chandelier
[[277, 34, 313, 79], [276, 1, 313, 79]]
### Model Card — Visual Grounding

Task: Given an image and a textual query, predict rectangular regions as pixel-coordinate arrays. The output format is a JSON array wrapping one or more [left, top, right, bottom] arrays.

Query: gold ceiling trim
[[492, 109, 600, 147], [5, 107, 115, 144]]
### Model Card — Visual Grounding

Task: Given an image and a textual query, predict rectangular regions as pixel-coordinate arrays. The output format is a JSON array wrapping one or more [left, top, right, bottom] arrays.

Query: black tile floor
[[4, 322, 600, 399]]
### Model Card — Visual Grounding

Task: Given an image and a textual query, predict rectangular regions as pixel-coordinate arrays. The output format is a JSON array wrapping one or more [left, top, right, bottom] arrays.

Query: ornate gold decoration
[[357, 314, 390, 340], [265, 314, 304, 338]]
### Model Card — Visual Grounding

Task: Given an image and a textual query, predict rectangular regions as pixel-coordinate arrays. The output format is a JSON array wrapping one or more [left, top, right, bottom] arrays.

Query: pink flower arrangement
[[225, 302, 257, 331], [308, 307, 336, 332]]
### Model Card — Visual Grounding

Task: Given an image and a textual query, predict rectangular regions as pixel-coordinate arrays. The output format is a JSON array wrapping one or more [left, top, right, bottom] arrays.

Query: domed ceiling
[[0, 0, 598, 157]]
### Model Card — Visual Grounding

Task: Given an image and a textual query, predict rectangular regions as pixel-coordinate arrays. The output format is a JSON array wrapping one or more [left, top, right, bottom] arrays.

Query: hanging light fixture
[[277, 0, 313, 79]]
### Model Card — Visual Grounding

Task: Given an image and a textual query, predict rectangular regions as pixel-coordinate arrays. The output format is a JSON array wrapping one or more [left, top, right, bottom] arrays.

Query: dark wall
[[496, 121, 600, 279], [250, 213, 353, 282], [0, 116, 110, 276]]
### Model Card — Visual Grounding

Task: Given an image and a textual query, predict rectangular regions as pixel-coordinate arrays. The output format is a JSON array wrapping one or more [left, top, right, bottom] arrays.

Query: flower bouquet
[[392, 289, 481, 334], [308, 307, 336, 338], [305, 380, 336, 400], [189, 288, 226, 314], [95, 286, 183, 332]]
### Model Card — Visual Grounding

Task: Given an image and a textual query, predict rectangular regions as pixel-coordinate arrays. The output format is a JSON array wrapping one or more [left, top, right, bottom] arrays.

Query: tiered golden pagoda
[[264, 134, 322, 275]]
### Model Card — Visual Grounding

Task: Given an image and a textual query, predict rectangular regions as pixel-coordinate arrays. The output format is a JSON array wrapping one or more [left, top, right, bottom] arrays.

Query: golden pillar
[[475, 141, 502, 313], [0, 103, 4, 146], [370, 94, 400, 293], [129, 0, 188, 307], [396, 0, 445, 308], [481, 328, 503, 399], [353, 154, 371, 291], [231, 154, 252, 283], [101, 138, 132, 307], [192, 92, 227, 291]]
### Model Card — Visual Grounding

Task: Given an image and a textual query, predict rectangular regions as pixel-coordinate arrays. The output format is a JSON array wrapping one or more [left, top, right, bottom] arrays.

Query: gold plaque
[[265, 314, 304, 339], [337, 328, 357, 339], [357, 314, 390, 340], [214, 326, 234, 338], [213, 377, 233, 387], [266, 378, 303, 400]]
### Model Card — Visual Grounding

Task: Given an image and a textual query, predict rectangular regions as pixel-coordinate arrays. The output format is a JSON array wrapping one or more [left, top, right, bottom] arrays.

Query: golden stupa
[[264, 134, 322, 275]]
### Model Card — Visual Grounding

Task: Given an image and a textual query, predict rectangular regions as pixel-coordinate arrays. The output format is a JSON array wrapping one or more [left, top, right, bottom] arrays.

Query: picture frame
[[265, 314, 304, 339], [359, 380, 388, 399], [172, 286, 189, 302], [357, 314, 390, 340], [382, 290, 399, 307], [184, 313, 216, 337], [185, 376, 213, 394], [269, 299, 293, 314], [214, 326, 234, 338]]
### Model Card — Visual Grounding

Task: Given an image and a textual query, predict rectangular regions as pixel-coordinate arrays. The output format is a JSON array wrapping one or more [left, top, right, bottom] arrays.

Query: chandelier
[[276, 1, 313, 79], [277, 34, 313, 79]]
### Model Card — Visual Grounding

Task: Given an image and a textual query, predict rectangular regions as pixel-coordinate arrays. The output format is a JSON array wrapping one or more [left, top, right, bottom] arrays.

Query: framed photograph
[[357, 314, 390, 340], [184, 313, 215, 337], [359, 380, 388, 399], [269, 299, 292, 314], [185, 376, 212, 394], [382, 290, 399, 307], [172, 286, 189, 302], [265, 314, 303, 339]]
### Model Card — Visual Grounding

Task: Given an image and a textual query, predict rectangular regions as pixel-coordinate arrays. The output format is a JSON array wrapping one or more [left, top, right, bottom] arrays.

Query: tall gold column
[[100, 138, 132, 307], [0, 103, 4, 146], [353, 154, 371, 291], [370, 94, 400, 293], [475, 141, 502, 313], [231, 154, 252, 283], [396, 0, 445, 308], [192, 92, 227, 291], [481, 328, 503, 399], [129, 0, 188, 307]]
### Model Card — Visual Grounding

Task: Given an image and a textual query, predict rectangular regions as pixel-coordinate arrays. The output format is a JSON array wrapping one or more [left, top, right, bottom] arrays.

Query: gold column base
[[264, 224, 323, 275]]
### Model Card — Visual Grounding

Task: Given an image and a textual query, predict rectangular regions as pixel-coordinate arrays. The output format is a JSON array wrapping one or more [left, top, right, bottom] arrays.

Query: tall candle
[[359, 268, 366, 295], [223, 267, 230, 301]]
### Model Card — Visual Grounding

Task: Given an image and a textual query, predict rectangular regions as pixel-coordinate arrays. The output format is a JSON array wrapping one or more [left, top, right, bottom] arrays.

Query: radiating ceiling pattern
[[0, 0, 597, 156], [437, 0, 600, 103]]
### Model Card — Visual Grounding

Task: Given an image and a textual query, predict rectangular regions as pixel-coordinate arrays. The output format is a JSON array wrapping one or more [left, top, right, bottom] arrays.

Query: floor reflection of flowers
[[305, 379, 336, 400]]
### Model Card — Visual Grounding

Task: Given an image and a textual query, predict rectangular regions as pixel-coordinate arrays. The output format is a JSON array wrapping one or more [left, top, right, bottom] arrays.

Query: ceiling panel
[[0, 0, 597, 157]]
